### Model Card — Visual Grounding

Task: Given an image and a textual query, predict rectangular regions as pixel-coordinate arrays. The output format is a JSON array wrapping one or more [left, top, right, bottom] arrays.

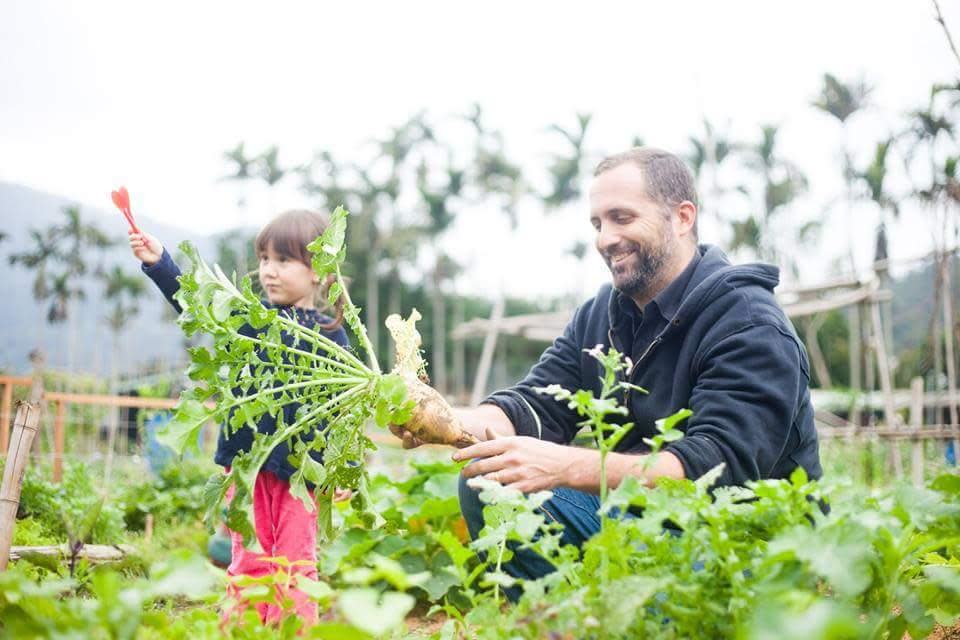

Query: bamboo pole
[[817, 426, 960, 440], [43, 391, 180, 409], [9, 544, 135, 564], [871, 299, 903, 478], [910, 377, 925, 488], [53, 400, 65, 483], [941, 255, 960, 458], [470, 297, 505, 406], [0, 400, 43, 571], [849, 304, 862, 428], [0, 381, 12, 454]]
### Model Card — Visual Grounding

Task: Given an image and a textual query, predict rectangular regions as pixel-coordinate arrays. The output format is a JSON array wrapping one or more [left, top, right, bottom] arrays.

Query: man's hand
[[452, 428, 585, 493], [128, 230, 164, 265], [389, 404, 516, 450]]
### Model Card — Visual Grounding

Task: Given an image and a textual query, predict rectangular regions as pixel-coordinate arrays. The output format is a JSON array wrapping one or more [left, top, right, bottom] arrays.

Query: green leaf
[[926, 565, 960, 593], [656, 408, 693, 432], [338, 588, 415, 637], [296, 577, 334, 603], [73, 495, 104, 546], [157, 397, 212, 456], [16, 550, 63, 574], [932, 473, 960, 497], [145, 552, 219, 600], [308, 206, 348, 277], [211, 289, 233, 322]]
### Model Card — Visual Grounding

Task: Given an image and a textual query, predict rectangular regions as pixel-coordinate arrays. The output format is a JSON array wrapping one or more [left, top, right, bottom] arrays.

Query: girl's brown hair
[[254, 209, 344, 330]]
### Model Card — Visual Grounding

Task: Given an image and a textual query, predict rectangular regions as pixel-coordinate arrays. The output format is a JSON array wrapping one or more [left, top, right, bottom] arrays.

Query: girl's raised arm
[[131, 229, 183, 313]]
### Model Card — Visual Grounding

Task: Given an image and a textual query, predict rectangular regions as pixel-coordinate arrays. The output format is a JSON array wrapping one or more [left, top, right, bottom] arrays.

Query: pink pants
[[224, 470, 318, 626]]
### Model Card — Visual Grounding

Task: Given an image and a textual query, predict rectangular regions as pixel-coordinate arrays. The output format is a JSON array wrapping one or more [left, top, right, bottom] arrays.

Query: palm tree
[[812, 73, 872, 124], [8, 228, 58, 330], [256, 146, 286, 187], [688, 119, 742, 237], [543, 113, 592, 209], [223, 142, 256, 181], [855, 139, 899, 269], [9, 207, 114, 373], [417, 158, 468, 394], [54, 206, 114, 376], [733, 125, 808, 266], [904, 95, 959, 443], [99, 265, 146, 482], [463, 103, 525, 227], [222, 142, 261, 283], [811, 73, 872, 273]]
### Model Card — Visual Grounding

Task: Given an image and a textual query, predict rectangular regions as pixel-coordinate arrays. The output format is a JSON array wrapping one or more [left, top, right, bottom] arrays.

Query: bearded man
[[392, 147, 822, 588]]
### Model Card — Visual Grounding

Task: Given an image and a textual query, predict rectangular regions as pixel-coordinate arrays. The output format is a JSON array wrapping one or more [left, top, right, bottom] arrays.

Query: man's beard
[[603, 235, 673, 298]]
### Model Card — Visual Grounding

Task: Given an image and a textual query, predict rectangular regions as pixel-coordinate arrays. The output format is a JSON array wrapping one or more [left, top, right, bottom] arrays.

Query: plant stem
[[493, 537, 507, 604], [236, 334, 370, 377], [273, 312, 369, 372], [336, 265, 381, 375]]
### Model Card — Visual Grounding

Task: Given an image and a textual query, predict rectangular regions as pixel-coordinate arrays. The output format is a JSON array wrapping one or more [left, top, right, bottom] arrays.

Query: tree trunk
[[387, 268, 401, 358], [941, 254, 960, 457], [871, 299, 903, 478], [365, 242, 381, 363], [453, 297, 466, 402], [932, 243, 947, 430], [103, 333, 120, 484], [805, 314, 832, 388], [431, 266, 447, 395], [848, 305, 862, 427], [67, 290, 77, 390]]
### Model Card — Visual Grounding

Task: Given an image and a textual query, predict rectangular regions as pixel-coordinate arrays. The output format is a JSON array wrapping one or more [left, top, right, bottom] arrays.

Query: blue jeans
[[458, 475, 633, 600]]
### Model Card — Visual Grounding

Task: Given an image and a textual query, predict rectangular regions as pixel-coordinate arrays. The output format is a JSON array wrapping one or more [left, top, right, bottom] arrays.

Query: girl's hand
[[128, 230, 164, 265], [333, 488, 353, 502]]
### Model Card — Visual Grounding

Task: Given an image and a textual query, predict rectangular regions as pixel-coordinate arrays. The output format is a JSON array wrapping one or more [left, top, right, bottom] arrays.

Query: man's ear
[[675, 201, 697, 239]]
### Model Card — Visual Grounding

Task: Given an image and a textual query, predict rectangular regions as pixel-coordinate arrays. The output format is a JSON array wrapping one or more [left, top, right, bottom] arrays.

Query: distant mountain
[[890, 255, 960, 353], [0, 181, 219, 376]]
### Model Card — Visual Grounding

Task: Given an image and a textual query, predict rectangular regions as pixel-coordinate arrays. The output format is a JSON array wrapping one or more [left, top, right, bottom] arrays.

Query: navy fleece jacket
[[143, 248, 350, 481], [484, 245, 822, 487]]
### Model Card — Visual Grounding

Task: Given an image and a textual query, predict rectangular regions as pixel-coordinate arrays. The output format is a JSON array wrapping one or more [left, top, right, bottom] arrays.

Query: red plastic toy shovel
[[110, 186, 141, 235]]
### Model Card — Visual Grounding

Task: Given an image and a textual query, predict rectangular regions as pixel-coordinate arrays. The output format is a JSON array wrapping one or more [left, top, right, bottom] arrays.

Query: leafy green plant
[[423, 349, 960, 639], [156, 206, 475, 546], [0, 551, 219, 639], [118, 458, 213, 531], [15, 462, 125, 545], [322, 458, 473, 605]]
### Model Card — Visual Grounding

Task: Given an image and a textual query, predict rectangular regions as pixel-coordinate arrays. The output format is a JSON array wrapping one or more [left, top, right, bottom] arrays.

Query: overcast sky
[[1, 1, 956, 302]]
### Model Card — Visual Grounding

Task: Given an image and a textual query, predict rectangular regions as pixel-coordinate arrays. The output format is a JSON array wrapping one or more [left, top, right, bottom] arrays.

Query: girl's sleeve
[[330, 327, 350, 348], [141, 248, 184, 314]]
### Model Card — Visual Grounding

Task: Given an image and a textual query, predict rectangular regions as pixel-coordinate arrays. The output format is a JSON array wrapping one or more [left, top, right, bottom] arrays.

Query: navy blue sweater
[[485, 245, 822, 487], [143, 249, 350, 481]]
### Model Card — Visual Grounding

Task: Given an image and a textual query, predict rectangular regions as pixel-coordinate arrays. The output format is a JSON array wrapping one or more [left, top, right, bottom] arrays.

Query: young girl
[[129, 210, 350, 626]]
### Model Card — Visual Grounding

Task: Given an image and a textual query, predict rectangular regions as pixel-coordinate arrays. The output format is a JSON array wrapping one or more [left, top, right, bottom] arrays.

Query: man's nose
[[596, 225, 621, 255]]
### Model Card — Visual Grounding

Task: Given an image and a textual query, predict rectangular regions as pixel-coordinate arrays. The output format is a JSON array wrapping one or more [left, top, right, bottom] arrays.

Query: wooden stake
[[910, 377, 925, 488], [941, 255, 960, 459], [0, 401, 43, 572], [471, 297, 505, 406], [53, 401, 65, 484], [871, 299, 903, 478], [144, 514, 154, 545], [0, 381, 12, 454]]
